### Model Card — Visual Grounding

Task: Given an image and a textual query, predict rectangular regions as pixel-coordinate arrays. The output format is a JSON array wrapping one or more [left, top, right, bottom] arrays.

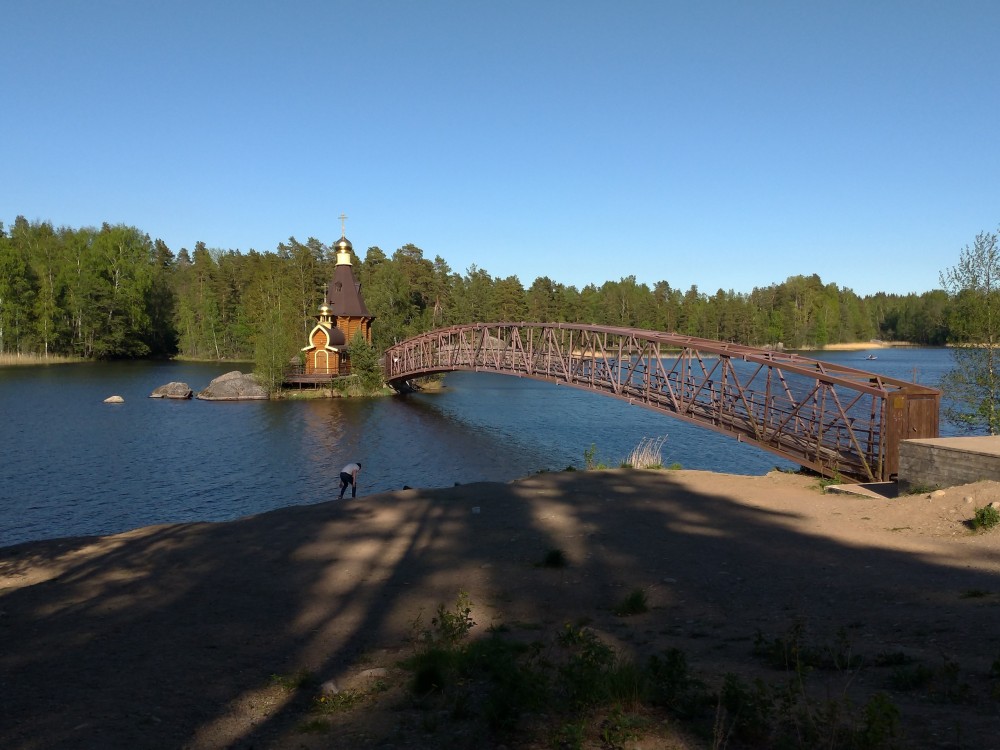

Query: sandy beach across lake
[[1, 469, 998, 749]]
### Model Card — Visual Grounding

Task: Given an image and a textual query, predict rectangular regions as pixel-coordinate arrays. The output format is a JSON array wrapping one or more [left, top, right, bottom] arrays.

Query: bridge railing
[[384, 323, 940, 482]]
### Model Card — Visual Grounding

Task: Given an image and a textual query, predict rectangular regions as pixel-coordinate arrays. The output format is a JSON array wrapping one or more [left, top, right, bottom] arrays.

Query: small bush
[[613, 588, 649, 616], [972, 504, 1000, 531], [429, 591, 475, 645], [558, 626, 642, 708], [646, 648, 712, 717]]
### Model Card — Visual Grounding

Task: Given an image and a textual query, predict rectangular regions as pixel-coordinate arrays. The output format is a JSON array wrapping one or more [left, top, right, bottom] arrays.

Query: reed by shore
[[0, 353, 80, 366]]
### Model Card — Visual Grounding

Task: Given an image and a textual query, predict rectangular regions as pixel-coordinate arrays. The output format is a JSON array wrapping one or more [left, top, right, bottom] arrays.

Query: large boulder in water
[[150, 382, 193, 399], [196, 371, 269, 401]]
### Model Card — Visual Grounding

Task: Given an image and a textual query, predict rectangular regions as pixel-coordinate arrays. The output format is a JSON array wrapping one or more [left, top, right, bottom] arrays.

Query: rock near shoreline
[[196, 371, 268, 401]]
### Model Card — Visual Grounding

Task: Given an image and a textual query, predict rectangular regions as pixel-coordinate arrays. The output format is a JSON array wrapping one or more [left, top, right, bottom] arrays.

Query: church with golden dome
[[298, 219, 373, 379]]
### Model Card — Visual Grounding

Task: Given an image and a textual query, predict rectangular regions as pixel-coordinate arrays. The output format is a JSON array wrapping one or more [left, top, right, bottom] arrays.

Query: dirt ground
[[1, 469, 999, 750]]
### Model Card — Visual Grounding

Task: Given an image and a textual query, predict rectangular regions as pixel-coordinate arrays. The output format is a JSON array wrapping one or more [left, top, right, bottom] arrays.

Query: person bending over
[[339, 462, 361, 499]]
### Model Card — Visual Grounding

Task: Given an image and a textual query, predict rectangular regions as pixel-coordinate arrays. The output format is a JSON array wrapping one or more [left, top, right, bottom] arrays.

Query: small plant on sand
[[972, 504, 1000, 531], [613, 588, 649, 616], [557, 624, 644, 709], [625, 436, 668, 469], [429, 591, 476, 646], [269, 669, 317, 691], [905, 483, 941, 495], [817, 470, 844, 489], [539, 547, 568, 568], [959, 588, 990, 598], [583, 443, 611, 469], [406, 592, 476, 696]]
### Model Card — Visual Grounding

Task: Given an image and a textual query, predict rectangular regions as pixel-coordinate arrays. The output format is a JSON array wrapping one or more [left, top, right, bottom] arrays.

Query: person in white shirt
[[339, 462, 361, 499]]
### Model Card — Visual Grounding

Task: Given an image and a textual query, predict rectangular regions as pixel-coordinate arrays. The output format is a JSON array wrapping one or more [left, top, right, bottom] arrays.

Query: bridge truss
[[384, 323, 940, 482]]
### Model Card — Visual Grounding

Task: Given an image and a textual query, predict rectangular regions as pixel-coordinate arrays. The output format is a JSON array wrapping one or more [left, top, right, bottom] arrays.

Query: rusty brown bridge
[[383, 323, 941, 483]]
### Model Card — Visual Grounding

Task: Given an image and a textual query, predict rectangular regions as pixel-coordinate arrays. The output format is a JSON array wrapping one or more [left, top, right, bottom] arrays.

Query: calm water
[[0, 347, 955, 547]]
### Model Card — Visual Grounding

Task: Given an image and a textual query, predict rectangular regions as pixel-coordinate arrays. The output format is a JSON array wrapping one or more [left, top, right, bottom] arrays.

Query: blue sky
[[3, 1, 998, 296]]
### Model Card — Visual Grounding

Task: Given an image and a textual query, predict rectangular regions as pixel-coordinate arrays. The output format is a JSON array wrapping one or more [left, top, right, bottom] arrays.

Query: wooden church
[[292, 226, 373, 384]]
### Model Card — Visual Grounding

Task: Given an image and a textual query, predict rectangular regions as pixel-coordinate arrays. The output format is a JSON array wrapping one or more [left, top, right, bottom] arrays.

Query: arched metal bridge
[[383, 323, 941, 483]]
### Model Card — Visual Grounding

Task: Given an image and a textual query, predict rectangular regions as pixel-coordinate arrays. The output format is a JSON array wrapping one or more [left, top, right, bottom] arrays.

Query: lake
[[0, 347, 956, 547]]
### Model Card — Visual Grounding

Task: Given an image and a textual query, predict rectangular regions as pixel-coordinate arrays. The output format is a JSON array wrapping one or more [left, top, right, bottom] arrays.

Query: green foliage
[[394, 598, 914, 750], [972, 504, 1000, 531], [556, 624, 643, 708], [249, 254, 300, 393], [348, 330, 384, 391], [753, 621, 861, 672], [858, 692, 902, 750], [645, 647, 712, 717], [940, 229, 1000, 434], [818, 470, 845, 489], [428, 591, 476, 647], [888, 656, 970, 703], [4, 213, 994, 364]]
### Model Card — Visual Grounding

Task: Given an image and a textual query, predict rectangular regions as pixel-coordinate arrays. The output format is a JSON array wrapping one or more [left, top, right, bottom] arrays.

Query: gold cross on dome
[[339, 213, 348, 236]]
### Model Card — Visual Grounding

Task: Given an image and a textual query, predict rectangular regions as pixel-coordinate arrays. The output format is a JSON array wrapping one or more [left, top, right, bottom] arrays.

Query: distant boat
[[865, 354, 878, 360]]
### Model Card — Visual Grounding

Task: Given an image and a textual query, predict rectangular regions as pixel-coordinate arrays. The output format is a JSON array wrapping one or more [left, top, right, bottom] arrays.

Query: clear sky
[[3, 1, 998, 296]]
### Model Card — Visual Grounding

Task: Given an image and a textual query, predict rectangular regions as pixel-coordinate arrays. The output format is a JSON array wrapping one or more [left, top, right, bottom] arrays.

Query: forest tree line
[[0, 216, 958, 364]]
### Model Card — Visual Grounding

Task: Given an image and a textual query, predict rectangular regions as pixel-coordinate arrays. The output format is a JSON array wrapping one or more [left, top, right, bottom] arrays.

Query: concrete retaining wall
[[898, 436, 1000, 492]]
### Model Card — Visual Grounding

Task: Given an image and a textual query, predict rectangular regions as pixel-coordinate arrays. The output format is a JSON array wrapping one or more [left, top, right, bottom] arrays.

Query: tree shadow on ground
[[1, 470, 998, 749]]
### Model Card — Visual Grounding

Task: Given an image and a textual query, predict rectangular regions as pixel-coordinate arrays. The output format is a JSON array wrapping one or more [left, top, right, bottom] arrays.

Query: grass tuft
[[625, 435, 668, 469], [613, 588, 649, 616]]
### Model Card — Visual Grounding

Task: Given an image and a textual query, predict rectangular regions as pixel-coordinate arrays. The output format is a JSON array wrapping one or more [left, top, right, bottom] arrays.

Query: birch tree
[[940, 229, 1000, 434]]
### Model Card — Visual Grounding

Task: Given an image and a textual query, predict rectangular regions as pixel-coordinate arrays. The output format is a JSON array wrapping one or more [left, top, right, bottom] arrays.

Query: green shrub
[[613, 588, 648, 616], [429, 591, 475, 646], [972, 504, 1000, 531]]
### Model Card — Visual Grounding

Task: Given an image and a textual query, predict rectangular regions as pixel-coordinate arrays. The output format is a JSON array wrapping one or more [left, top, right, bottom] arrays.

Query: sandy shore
[[1, 469, 999, 749]]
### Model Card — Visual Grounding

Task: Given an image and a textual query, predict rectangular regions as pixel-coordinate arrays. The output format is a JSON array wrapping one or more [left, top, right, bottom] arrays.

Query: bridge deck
[[383, 323, 940, 482]]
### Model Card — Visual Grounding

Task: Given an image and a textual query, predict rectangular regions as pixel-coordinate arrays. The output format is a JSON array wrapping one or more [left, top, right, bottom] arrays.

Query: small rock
[[360, 668, 388, 679], [990, 501, 1000, 510], [320, 679, 339, 695], [932, 489, 946, 497], [103, 395, 124, 404], [964, 496, 974, 504]]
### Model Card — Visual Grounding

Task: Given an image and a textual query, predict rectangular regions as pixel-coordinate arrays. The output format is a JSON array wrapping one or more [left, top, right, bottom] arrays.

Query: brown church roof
[[326, 263, 371, 318]]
